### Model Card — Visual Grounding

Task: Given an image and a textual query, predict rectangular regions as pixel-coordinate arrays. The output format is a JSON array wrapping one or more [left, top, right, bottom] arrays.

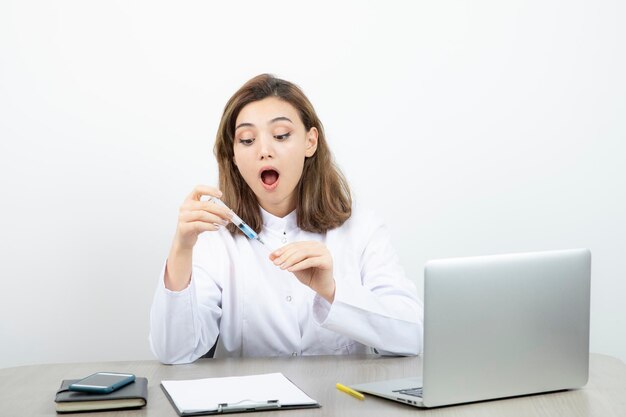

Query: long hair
[[214, 74, 352, 234]]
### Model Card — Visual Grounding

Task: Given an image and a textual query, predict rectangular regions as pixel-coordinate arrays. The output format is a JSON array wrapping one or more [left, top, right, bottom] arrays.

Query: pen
[[336, 383, 365, 400]]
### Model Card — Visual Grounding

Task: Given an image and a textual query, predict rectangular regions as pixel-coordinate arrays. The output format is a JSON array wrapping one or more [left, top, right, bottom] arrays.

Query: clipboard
[[160, 373, 320, 415]]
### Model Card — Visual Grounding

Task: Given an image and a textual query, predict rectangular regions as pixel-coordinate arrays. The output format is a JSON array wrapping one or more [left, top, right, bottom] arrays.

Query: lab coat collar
[[260, 206, 298, 234]]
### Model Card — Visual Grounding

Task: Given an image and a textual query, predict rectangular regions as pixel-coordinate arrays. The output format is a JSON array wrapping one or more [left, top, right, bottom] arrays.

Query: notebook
[[161, 372, 320, 415], [55, 377, 148, 413], [351, 248, 591, 408]]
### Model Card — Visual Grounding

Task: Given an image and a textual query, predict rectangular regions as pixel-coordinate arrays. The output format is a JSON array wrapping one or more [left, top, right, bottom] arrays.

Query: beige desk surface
[[1, 353, 625, 417]]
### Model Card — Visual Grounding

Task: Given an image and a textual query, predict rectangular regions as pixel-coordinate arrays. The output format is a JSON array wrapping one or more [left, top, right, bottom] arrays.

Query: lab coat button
[[281, 237, 287, 243], [286, 296, 292, 302]]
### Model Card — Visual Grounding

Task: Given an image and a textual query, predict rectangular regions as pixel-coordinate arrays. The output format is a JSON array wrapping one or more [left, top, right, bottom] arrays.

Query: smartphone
[[68, 372, 135, 394]]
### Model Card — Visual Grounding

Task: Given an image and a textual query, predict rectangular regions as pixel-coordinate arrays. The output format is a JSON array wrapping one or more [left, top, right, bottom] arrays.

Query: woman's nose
[[258, 135, 274, 159]]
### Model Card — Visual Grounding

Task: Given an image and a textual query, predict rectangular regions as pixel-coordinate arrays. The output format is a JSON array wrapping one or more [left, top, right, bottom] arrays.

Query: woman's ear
[[305, 127, 319, 158]]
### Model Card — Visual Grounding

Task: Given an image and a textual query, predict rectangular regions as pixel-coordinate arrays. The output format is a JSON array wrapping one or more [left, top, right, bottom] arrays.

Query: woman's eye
[[239, 138, 255, 145], [274, 132, 291, 141]]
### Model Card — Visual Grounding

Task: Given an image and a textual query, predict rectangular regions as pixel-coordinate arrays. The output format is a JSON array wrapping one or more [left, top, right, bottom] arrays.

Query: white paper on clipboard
[[161, 372, 319, 415]]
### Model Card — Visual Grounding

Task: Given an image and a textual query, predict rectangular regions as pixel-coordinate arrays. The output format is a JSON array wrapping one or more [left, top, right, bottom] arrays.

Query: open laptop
[[351, 248, 591, 408]]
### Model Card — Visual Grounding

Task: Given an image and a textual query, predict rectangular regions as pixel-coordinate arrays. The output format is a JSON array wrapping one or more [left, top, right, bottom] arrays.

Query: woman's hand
[[165, 185, 232, 291], [173, 185, 232, 251], [269, 241, 336, 303]]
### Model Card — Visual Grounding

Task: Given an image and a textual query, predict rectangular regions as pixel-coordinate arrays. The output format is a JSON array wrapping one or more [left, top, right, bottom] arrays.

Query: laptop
[[351, 248, 591, 408]]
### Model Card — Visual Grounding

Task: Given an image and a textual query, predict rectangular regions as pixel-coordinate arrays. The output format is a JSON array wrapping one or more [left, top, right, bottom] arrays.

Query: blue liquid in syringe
[[234, 219, 265, 243], [237, 221, 258, 240], [209, 197, 266, 246]]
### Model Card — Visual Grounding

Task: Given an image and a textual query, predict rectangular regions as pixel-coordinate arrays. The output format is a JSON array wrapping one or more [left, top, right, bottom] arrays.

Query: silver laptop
[[351, 248, 591, 408]]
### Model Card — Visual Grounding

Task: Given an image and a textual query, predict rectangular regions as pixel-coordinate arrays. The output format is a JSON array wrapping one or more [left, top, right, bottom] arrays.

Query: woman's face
[[233, 97, 318, 217]]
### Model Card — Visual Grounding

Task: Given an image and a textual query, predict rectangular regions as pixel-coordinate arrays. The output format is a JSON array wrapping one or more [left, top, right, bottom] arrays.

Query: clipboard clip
[[217, 399, 281, 413]]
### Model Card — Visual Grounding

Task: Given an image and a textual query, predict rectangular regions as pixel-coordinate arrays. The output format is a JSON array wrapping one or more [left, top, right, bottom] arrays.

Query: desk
[[1, 353, 624, 416]]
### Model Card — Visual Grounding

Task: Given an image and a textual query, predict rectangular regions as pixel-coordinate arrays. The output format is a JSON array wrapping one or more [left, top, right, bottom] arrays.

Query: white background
[[1, 0, 625, 369]]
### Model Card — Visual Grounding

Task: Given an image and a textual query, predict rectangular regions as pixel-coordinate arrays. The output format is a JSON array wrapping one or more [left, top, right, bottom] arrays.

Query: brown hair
[[214, 74, 352, 235]]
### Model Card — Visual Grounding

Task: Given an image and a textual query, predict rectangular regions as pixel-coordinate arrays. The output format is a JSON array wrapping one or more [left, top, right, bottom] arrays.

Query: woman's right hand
[[165, 185, 232, 291], [174, 185, 233, 250]]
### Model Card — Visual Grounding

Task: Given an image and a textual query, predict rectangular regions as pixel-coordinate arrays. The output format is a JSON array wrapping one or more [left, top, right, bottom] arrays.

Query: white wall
[[1, 0, 625, 369]]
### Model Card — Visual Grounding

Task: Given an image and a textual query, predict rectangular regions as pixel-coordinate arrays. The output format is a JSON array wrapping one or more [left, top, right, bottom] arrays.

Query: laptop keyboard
[[394, 387, 423, 397]]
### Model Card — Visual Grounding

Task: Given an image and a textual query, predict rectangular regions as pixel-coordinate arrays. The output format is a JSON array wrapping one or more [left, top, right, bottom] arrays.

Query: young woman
[[150, 74, 423, 364]]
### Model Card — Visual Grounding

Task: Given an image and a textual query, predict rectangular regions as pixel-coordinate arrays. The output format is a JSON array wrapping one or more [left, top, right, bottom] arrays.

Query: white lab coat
[[149, 205, 423, 364]]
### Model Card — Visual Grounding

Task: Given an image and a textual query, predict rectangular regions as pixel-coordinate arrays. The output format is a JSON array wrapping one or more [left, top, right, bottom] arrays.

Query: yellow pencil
[[336, 383, 365, 400]]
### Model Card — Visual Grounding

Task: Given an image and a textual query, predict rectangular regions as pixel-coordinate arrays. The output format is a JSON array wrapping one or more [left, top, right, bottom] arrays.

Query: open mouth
[[260, 167, 280, 190]]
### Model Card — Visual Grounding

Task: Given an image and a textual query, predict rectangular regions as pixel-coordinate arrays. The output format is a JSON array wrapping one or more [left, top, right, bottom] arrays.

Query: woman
[[150, 74, 423, 364]]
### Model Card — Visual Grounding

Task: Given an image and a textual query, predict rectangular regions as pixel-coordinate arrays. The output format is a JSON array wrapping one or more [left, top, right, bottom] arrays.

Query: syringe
[[208, 197, 267, 247]]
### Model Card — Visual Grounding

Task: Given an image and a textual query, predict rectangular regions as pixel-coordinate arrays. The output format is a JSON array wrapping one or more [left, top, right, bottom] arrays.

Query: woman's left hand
[[269, 241, 336, 302]]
